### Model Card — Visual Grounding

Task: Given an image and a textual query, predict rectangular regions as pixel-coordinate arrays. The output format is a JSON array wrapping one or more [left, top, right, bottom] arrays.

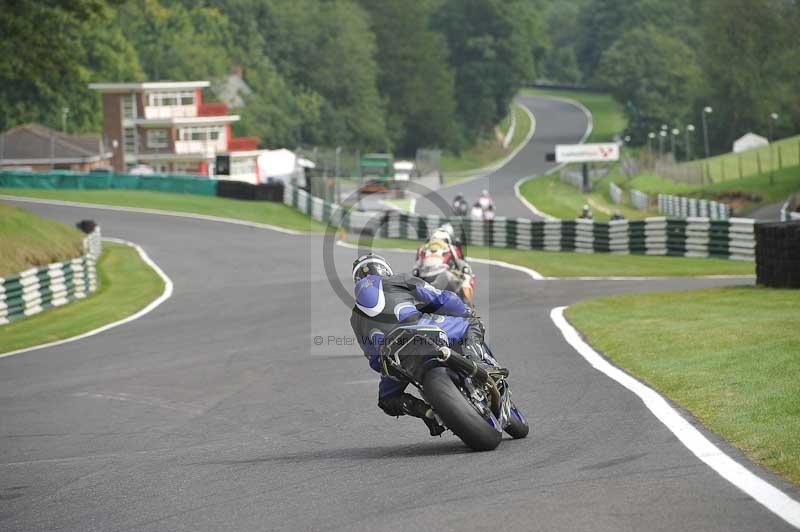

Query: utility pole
[[685, 124, 695, 161], [671, 128, 680, 160], [62, 107, 70, 133], [768, 112, 779, 184], [702, 106, 713, 159]]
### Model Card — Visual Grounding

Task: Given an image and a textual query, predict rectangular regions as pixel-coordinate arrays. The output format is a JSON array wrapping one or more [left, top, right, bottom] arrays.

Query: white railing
[[144, 105, 197, 119], [174, 140, 225, 155]]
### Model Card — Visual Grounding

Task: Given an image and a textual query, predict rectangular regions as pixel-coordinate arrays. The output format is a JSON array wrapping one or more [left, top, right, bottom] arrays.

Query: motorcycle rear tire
[[422, 367, 502, 451]]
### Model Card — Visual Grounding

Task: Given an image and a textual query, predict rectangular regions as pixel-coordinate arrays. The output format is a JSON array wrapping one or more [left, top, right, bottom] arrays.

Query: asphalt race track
[[1, 198, 797, 531], [415, 94, 590, 219]]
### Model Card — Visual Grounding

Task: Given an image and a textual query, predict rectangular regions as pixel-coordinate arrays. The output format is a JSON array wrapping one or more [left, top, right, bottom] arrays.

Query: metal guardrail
[[629, 189, 650, 210]]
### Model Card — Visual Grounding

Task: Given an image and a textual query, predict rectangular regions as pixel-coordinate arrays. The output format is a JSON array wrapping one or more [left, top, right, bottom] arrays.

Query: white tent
[[257, 148, 315, 186], [733, 132, 769, 153]]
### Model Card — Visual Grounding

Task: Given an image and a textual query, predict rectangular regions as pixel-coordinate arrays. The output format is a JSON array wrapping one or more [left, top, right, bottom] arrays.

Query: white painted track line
[[0, 238, 174, 360], [550, 306, 800, 529]]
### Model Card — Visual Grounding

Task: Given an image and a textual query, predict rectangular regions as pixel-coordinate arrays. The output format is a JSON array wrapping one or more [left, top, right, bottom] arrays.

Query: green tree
[[597, 27, 703, 140], [258, 0, 388, 148], [0, 0, 142, 132], [433, 0, 540, 142], [699, 0, 799, 150], [233, 59, 323, 149], [540, 0, 585, 83], [358, 0, 458, 154], [118, 0, 232, 81], [576, 0, 696, 82]]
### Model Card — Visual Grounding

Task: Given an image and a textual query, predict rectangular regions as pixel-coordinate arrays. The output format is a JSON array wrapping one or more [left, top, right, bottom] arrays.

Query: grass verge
[[679, 135, 800, 183], [567, 286, 800, 483], [515, 88, 630, 219], [518, 172, 656, 221], [0, 189, 326, 232], [441, 102, 532, 179], [616, 166, 800, 214], [0, 242, 164, 354], [0, 203, 85, 275], [348, 236, 754, 277]]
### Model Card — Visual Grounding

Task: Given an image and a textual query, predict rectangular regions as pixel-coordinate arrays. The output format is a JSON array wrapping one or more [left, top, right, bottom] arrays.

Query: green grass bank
[[0, 202, 86, 276], [0, 242, 165, 354], [567, 286, 800, 483]]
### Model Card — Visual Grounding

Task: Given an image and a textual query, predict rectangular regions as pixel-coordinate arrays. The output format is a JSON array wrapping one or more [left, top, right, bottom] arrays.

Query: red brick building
[[89, 81, 264, 182]]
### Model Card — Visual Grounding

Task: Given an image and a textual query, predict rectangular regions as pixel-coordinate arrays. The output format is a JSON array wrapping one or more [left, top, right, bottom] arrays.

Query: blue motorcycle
[[379, 325, 528, 451]]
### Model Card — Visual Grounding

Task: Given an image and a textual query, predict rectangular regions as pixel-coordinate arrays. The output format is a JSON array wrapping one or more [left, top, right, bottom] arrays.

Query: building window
[[122, 94, 136, 120], [147, 129, 168, 148], [147, 91, 195, 107], [123, 127, 137, 154], [231, 158, 255, 175], [178, 126, 224, 142]]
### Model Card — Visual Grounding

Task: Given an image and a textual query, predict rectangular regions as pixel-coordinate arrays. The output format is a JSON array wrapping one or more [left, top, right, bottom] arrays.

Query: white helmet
[[352, 253, 393, 282], [430, 229, 452, 245]]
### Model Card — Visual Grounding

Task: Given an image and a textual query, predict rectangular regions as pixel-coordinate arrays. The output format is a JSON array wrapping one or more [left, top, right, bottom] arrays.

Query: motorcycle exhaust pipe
[[437, 347, 490, 383]]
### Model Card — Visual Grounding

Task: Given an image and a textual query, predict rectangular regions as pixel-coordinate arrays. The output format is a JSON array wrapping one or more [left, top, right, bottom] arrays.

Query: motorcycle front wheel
[[422, 367, 502, 451]]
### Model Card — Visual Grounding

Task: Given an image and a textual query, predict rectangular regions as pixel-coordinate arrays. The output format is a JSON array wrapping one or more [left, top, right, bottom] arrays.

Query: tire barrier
[[216, 180, 284, 201], [283, 184, 756, 260], [0, 228, 102, 325], [658, 193, 731, 220], [755, 221, 800, 288]]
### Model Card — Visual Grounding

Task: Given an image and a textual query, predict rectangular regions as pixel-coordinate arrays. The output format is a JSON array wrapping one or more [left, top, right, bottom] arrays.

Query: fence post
[[721, 160, 726, 181], [738, 155, 743, 179], [757, 152, 762, 175], [778, 145, 783, 169]]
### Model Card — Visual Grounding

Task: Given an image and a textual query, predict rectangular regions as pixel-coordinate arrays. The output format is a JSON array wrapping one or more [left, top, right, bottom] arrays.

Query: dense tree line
[[538, 0, 800, 153], [0, 0, 546, 156], [4, 0, 796, 156]]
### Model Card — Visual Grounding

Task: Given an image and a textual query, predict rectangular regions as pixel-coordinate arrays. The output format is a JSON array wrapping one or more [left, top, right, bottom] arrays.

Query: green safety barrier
[[0, 170, 217, 196]]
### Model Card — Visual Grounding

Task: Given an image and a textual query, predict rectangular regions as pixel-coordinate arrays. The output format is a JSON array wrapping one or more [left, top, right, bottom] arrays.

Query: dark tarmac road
[[1, 197, 796, 531]]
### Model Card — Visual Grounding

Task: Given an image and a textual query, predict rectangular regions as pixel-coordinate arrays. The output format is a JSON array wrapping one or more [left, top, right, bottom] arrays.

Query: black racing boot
[[400, 394, 446, 437]]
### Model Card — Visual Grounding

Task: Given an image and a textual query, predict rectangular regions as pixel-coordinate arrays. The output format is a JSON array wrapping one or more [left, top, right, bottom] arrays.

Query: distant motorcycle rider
[[452, 194, 469, 216], [350, 253, 495, 436], [413, 224, 475, 306]]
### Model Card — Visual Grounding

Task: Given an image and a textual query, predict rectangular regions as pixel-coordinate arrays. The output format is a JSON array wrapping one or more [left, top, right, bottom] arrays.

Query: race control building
[[89, 81, 263, 182]]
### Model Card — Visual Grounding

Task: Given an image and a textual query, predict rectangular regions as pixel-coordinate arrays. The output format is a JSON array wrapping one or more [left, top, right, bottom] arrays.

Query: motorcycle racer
[[413, 225, 475, 306], [349, 253, 495, 436]]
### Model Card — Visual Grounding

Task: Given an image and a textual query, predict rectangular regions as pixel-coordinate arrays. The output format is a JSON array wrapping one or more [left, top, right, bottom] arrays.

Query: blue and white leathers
[[349, 273, 475, 399]]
